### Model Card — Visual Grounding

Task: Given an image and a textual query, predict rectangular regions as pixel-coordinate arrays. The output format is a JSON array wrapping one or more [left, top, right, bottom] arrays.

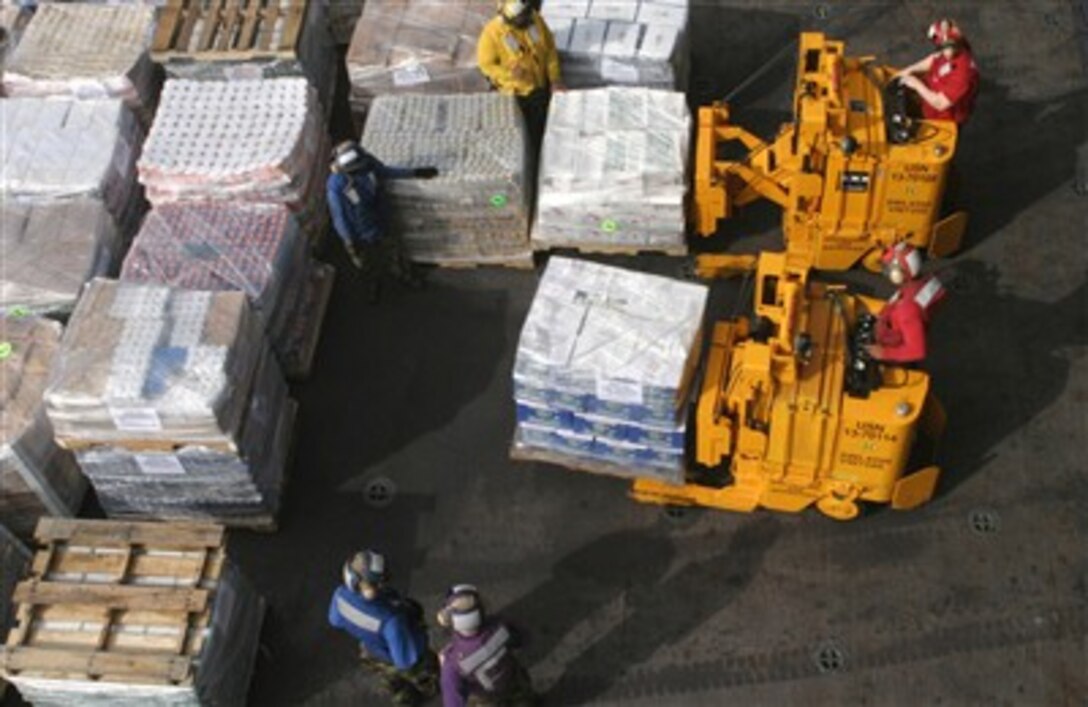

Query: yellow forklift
[[692, 32, 968, 275], [631, 251, 945, 520]]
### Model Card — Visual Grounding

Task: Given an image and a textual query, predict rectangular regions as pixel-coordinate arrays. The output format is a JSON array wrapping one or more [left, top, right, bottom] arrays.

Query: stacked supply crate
[[361, 92, 533, 266], [119, 203, 332, 378], [0, 519, 265, 706], [43, 280, 294, 529], [533, 87, 691, 254], [0, 315, 85, 541], [346, 0, 492, 118], [151, 0, 337, 121], [512, 257, 707, 484], [542, 0, 689, 89], [138, 78, 329, 246], [0, 3, 30, 65], [2, 4, 159, 123], [0, 200, 120, 316], [0, 98, 146, 313]]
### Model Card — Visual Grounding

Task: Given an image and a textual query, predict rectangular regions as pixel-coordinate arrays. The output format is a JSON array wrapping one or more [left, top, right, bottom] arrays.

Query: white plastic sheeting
[[543, 0, 689, 89], [513, 257, 706, 480], [534, 87, 690, 251], [361, 92, 532, 264]]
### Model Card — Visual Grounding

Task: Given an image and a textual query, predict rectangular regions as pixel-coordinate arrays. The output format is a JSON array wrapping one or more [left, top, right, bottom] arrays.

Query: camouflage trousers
[[466, 664, 535, 707], [359, 648, 439, 706]]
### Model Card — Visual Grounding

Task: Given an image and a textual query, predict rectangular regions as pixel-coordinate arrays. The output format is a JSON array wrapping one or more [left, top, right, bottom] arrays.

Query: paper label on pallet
[[109, 406, 163, 432], [393, 62, 431, 87], [596, 376, 644, 405], [224, 64, 265, 81], [134, 453, 186, 476]]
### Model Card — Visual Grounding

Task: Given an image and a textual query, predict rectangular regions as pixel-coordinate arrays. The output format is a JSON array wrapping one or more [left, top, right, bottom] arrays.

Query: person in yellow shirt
[[477, 0, 564, 149]]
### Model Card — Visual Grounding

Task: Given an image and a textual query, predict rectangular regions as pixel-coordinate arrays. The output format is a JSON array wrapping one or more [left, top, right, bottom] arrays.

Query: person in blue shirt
[[329, 549, 439, 705], [326, 140, 438, 302]]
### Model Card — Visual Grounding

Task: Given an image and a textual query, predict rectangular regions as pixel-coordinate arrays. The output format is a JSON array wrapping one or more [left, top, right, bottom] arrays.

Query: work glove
[[414, 167, 439, 179], [345, 243, 364, 270]]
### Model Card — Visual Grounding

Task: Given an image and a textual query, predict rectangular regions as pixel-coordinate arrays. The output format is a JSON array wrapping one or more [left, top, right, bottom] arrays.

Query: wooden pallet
[[55, 435, 237, 455], [151, 0, 307, 61], [534, 242, 689, 258], [0, 519, 225, 685], [418, 252, 536, 271], [509, 440, 684, 486], [0, 519, 266, 704]]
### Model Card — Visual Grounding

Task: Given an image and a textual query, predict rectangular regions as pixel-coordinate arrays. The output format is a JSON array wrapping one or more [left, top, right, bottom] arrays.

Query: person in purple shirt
[[326, 140, 438, 302], [436, 584, 534, 707], [328, 549, 439, 705]]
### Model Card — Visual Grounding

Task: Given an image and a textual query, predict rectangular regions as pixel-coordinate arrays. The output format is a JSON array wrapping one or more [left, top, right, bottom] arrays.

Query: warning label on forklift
[[842, 421, 899, 443]]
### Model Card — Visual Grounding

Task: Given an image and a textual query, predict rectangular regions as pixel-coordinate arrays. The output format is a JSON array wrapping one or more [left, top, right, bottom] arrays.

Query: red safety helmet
[[881, 243, 923, 284], [927, 19, 965, 49]]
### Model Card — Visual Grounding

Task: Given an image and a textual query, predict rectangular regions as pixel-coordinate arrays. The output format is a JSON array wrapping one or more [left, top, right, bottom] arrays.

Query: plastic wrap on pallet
[[0, 524, 30, 649], [1, 4, 31, 54], [542, 0, 689, 90], [0, 98, 147, 239], [512, 257, 706, 478], [0, 316, 85, 540], [156, 0, 337, 123], [44, 279, 265, 449], [119, 202, 311, 366], [346, 0, 492, 115], [75, 353, 292, 524], [361, 92, 532, 263], [138, 78, 327, 215], [533, 87, 690, 251], [1, 199, 121, 316], [2, 4, 158, 120]]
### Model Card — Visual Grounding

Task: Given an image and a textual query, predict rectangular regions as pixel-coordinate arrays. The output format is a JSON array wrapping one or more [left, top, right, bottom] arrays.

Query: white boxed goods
[[0, 315, 85, 540], [534, 87, 690, 251], [346, 0, 492, 115], [543, 0, 689, 89], [361, 92, 532, 264], [513, 257, 707, 484], [0, 199, 121, 315], [2, 4, 158, 120], [0, 98, 147, 239], [138, 78, 329, 241]]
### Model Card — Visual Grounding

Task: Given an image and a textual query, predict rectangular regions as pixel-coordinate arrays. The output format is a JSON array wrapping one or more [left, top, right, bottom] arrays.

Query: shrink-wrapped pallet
[[360, 92, 532, 265], [346, 0, 492, 116], [74, 355, 293, 526], [0, 316, 85, 540], [0, 199, 121, 316], [0, 519, 265, 706], [533, 87, 690, 252], [44, 280, 264, 450], [542, 0, 689, 89], [119, 203, 310, 366], [0, 3, 30, 61], [0, 98, 147, 239], [152, 0, 337, 122], [2, 4, 158, 120], [512, 257, 707, 483], [137, 78, 329, 242]]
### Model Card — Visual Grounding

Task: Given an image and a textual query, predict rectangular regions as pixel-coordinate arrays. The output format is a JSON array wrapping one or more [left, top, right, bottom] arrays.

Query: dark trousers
[[359, 648, 439, 706], [517, 88, 550, 156], [467, 663, 535, 707]]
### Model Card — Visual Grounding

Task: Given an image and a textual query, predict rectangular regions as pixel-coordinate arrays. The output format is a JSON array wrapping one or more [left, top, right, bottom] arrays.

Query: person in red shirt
[[866, 243, 946, 364], [895, 18, 979, 125]]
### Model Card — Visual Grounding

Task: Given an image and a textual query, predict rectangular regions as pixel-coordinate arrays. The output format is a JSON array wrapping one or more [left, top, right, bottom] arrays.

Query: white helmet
[[437, 584, 484, 635], [342, 549, 387, 592], [880, 242, 923, 285], [499, 0, 530, 23]]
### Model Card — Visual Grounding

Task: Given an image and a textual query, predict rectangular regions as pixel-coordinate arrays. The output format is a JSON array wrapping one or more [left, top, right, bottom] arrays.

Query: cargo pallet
[[151, 0, 307, 61], [0, 519, 265, 704], [534, 242, 689, 258]]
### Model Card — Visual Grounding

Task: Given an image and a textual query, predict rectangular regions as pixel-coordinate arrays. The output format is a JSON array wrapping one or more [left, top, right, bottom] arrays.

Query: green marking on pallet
[[490, 193, 508, 208], [0, 342, 12, 360], [601, 218, 619, 233], [9, 306, 30, 318]]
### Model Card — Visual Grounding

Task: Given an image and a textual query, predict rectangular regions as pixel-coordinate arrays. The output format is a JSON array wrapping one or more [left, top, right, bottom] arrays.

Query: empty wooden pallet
[[151, 0, 308, 61], [0, 518, 265, 705]]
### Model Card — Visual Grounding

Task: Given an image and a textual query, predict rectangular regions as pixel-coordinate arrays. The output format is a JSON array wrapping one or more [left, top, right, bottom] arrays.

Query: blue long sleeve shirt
[[326, 160, 415, 248], [328, 586, 428, 670]]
